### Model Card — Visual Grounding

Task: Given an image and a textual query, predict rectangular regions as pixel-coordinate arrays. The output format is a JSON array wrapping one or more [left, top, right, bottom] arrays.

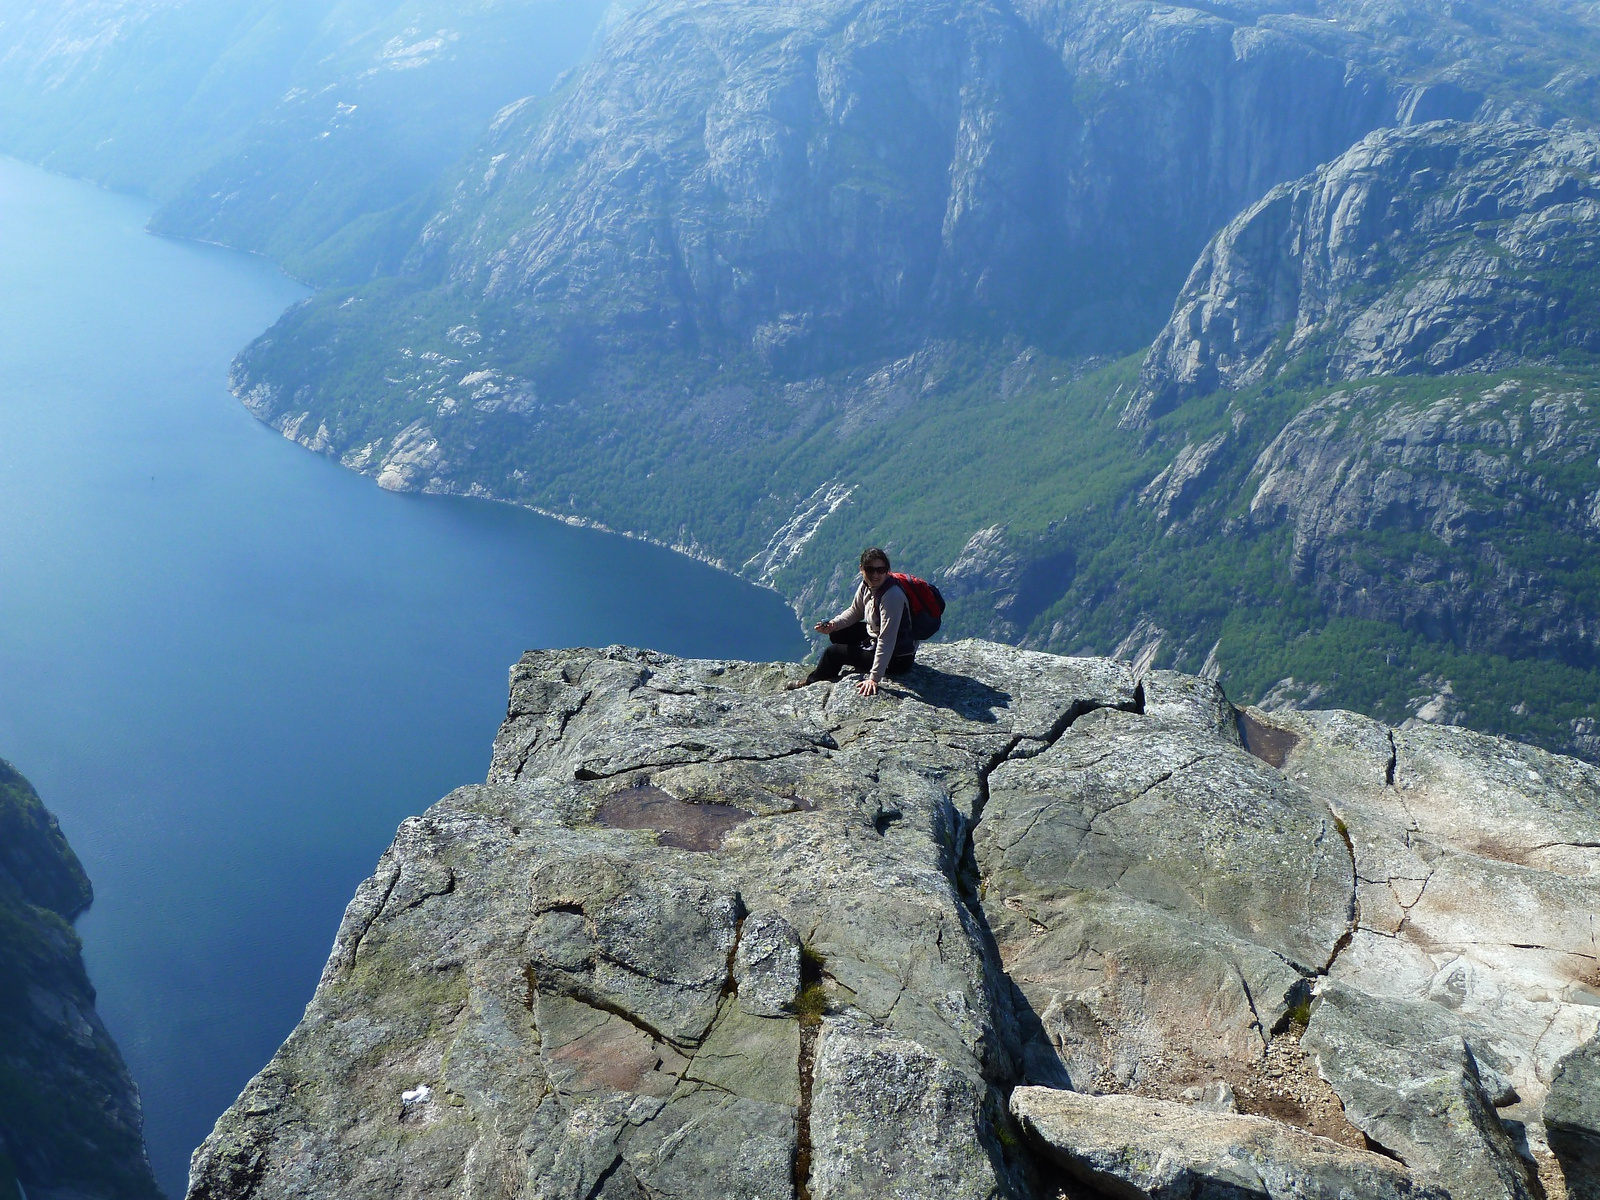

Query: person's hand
[[856, 677, 879, 697], [814, 620, 833, 633]]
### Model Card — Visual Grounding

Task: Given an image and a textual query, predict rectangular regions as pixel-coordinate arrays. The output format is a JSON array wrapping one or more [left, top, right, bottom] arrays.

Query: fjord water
[[0, 158, 805, 1197]]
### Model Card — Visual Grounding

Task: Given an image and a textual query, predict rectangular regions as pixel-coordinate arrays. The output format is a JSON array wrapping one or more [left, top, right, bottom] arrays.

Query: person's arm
[[867, 588, 907, 682], [818, 582, 866, 632]]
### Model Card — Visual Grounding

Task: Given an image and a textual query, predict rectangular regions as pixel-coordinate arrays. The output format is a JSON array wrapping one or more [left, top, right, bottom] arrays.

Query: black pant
[[808, 624, 914, 683]]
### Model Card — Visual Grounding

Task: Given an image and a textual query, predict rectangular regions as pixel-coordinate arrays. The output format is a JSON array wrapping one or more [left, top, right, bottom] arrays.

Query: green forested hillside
[[780, 354, 1600, 758], [235, 263, 1600, 758]]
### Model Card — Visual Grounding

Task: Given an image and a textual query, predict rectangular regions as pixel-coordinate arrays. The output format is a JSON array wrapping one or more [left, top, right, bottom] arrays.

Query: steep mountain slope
[[246, 0, 1600, 368], [224, 0, 1600, 757], [968, 122, 1600, 757], [0, 0, 606, 283], [1132, 121, 1600, 421], [188, 644, 1600, 1198], [9, 0, 1600, 754], [0, 758, 160, 1200], [228, 0, 1418, 493]]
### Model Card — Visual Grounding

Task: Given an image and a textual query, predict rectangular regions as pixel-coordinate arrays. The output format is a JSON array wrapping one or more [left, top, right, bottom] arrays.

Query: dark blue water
[[0, 158, 805, 1197]]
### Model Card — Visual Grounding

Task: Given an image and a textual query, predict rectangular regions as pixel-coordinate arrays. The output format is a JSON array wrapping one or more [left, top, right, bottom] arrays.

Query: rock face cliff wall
[[416, 0, 1400, 367], [228, 0, 1600, 452], [1132, 122, 1600, 423], [0, 758, 161, 1200], [209, 0, 1600, 767], [191, 643, 1599, 1199]]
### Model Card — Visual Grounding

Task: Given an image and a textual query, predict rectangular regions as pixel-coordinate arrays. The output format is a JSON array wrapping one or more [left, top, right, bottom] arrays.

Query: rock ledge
[[189, 642, 1599, 1199]]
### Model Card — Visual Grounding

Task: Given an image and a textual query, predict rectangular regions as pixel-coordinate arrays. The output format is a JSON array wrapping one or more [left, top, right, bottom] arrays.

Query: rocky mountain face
[[210, 0, 1600, 764], [1131, 122, 1600, 423], [233, 0, 1581, 445], [190, 642, 1600, 1199], [0, 758, 160, 1200], [1013, 117, 1600, 756], [421, 0, 1401, 366], [1243, 378, 1600, 663], [226, 0, 1425, 492]]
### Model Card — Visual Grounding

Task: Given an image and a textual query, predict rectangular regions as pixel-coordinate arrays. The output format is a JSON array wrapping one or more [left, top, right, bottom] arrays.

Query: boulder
[[1546, 1033, 1600, 1200], [1010, 1086, 1439, 1199], [733, 911, 803, 1018], [1301, 984, 1537, 1200]]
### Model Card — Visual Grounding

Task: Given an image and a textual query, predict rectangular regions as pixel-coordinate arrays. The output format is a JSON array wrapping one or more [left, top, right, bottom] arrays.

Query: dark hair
[[860, 547, 891, 571]]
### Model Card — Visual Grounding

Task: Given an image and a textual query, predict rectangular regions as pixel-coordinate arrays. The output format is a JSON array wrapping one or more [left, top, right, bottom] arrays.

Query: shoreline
[[240, 382, 815, 631]]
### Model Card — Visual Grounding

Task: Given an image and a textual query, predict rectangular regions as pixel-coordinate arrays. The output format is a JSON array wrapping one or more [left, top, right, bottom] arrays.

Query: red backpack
[[889, 573, 945, 640]]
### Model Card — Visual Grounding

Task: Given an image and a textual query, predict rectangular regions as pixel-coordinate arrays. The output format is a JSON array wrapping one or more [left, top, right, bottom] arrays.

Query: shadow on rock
[[893, 664, 1010, 724]]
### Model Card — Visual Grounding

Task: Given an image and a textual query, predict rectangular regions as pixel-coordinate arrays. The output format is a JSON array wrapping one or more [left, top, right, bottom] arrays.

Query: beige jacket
[[828, 579, 911, 682]]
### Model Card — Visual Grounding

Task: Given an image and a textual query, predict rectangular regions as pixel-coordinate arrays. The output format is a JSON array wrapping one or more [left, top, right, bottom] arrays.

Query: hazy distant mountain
[[0, 0, 608, 281]]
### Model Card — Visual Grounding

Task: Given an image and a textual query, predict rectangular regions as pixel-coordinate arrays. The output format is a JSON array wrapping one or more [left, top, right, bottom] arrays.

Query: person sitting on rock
[[787, 547, 915, 695]]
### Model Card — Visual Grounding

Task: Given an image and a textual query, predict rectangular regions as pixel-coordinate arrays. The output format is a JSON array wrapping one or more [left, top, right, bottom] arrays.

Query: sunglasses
[[863, 565, 889, 575]]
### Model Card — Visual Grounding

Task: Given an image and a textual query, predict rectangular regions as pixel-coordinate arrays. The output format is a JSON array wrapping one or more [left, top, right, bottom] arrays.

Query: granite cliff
[[0, 758, 160, 1200], [191, 642, 1600, 1199], [1132, 121, 1600, 421]]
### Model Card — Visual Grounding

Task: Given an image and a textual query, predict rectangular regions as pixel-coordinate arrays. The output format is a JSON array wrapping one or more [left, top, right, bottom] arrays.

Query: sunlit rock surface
[[190, 642, 1598, 1199]]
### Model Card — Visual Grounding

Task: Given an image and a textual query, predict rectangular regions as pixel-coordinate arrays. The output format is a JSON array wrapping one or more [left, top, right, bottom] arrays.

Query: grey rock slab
[[1253, 703, 1600, 1150], [1390, 722, 1600, 879], [1399, 852, 1600, 987], [807, 1015, 1009, 1200], [190, 641, 1133, 1200], [1546, 1032, 1600, 1200], [990, 889, 1306, 1094], [977, 690, 1350, 1099], [527, 847, 742, 1046], [1183, 1080, 1239, 1113], [190, 645, 1600, 1199], [734, 910, 802, 1017], [681, 1003, 801, 1108], [491, 648, 836, 785], [914, 642, 1141, 751], [1302, 983, 1539, 1200], [1011, 1085, 1441, 1200], [1139, 669, 1244, 746], [980, 706, 1352, 971], [619, 1085, 796, 1200]]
